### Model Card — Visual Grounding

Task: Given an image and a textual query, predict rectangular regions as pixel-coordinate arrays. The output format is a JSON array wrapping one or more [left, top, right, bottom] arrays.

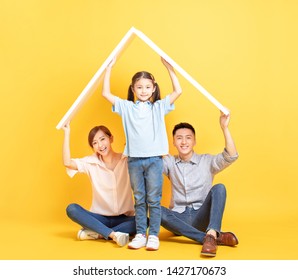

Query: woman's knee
[[66, 203, 80, 218]]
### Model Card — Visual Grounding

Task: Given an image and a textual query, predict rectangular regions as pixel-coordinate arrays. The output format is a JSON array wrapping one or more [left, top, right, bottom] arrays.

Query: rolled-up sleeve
[[222, 148, 239, 163], [211, 149, 239, 174]]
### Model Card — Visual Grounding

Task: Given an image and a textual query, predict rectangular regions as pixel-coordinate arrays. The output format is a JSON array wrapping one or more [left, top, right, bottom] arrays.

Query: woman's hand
[[107, 56, 117, 69]]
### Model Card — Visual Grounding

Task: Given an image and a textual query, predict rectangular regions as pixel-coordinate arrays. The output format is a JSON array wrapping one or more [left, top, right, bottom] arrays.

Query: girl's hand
[[161, 57, 174, 71]]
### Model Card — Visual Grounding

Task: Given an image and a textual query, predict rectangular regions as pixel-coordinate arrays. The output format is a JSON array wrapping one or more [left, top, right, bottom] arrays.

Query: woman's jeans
[[128, 156, 163, 236], [66, 203, 136, 240], [161, 184, 227, 244]]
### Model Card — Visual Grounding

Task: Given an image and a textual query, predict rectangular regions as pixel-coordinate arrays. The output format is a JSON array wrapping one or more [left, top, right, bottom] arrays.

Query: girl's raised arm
[[161, 57, 182, 104], [102, 57, 117, 105]]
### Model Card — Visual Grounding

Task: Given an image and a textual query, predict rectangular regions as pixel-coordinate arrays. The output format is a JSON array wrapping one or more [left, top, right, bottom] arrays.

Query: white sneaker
[[113, 232, 129, 247], [128, 233, 147, 249], [146, 235, 159, 251], [77, 229, 102, 240]]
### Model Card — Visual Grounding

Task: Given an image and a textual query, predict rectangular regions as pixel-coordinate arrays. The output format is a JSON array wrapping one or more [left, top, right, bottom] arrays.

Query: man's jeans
[[161, 184, 226, 244], [66, 203, 136, 239], [128, 156, 163, 236]]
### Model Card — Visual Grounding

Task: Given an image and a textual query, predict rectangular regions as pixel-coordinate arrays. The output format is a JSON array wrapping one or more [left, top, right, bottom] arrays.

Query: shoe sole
[[117, 234, 129, 246], [77, 229, 101, 240], [146, 247, 158, 251], [77, 233, 99, 240], [128, 242, 146, 249], [128, 245, 145, 249], [201, 251, 216, 257]]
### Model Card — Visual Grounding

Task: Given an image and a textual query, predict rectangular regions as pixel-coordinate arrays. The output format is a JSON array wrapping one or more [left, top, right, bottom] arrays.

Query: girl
[[102, 57, 182, 250], [62, 122, 136, 247]]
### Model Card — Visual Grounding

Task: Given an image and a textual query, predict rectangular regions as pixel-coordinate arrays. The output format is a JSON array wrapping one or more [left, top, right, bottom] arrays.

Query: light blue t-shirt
[[112, 95, 174, 157]]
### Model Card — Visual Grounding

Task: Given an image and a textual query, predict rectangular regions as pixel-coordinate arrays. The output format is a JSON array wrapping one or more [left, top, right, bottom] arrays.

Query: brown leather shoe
[[217, 232, 238, 246], [201, 234, 217, 257]]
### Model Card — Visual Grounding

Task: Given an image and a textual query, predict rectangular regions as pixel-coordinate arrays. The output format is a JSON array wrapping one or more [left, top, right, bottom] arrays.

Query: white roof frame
[[56, 27, 228, 129]]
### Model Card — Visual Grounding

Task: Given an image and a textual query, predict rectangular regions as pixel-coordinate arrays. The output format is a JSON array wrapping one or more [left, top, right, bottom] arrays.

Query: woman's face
[[91, 130, 113, 156]]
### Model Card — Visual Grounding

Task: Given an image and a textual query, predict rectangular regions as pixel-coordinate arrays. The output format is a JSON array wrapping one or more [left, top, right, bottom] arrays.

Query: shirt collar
[[175, 152, 200, 165], [84, 154, 126, 166], [135, 100, 152, 105], [83, 154, 102, 164]]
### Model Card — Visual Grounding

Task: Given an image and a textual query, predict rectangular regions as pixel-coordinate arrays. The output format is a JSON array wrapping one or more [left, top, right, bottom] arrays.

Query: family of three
[[62, 58, 239, 257]]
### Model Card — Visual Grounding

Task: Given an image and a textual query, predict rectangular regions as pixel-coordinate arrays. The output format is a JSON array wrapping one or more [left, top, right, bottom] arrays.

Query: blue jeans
[[128, 156, 163, 236], [161, 184, 226, 244], [66, 203, 136, 239]]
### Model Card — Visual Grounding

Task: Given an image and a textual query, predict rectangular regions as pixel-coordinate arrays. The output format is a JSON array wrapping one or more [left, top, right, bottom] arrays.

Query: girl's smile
[[132, 78, 156, 102]]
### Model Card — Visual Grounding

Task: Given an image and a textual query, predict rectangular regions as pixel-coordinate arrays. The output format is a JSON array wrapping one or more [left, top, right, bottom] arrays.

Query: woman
[[62, 122, 136, 246]]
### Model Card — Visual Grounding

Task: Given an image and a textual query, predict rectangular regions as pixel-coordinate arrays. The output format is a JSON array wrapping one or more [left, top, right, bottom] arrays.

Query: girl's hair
[[88, 125, 112, 147], [127, 71, 161, 102]]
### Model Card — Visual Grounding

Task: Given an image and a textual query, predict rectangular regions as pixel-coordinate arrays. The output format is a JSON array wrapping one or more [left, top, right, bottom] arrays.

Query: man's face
[[173, 128, 196, 158]]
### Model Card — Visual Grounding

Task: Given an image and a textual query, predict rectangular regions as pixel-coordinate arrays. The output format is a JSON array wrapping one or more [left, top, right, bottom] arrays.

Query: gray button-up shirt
[[163, 149, 238, 213]]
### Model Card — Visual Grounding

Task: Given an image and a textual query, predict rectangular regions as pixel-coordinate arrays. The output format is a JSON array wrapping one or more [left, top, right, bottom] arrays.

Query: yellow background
[[1, 0, 298, 260]]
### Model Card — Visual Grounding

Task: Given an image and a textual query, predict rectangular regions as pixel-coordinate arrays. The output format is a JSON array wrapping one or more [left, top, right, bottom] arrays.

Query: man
[[161, 111, 239, 257]]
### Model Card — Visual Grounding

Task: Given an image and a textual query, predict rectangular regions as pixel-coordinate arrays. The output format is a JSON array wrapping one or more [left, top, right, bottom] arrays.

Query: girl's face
[[91, 130, 113, 157], [132, 78, 156, 102]]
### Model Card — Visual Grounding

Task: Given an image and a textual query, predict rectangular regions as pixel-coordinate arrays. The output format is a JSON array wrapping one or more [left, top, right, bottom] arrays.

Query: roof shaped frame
[[56, 27, 228, 129]]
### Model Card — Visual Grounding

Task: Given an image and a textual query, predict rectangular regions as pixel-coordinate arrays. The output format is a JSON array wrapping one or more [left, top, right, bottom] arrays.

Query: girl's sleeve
[[164, 95, 175, 114], [112, 96, 127, 116]]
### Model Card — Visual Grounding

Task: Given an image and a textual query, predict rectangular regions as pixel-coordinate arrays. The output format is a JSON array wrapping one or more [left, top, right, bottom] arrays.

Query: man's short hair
[[172, 122, 196, 136]]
